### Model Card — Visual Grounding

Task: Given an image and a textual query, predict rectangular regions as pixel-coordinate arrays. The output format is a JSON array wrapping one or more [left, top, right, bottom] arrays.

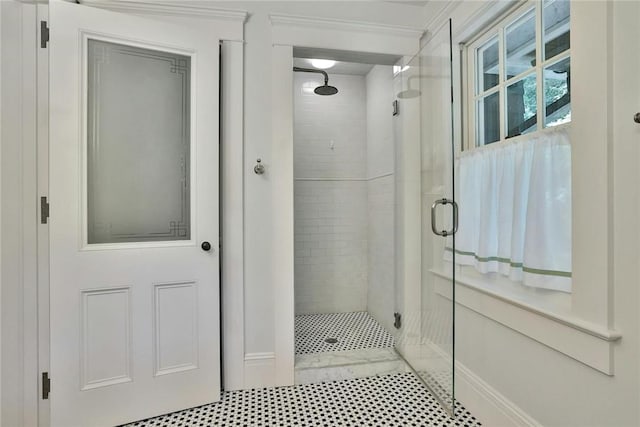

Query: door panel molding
[[153, 281, 199, 377], [49, 1, 221, 425], [80, 286, 133, 390]]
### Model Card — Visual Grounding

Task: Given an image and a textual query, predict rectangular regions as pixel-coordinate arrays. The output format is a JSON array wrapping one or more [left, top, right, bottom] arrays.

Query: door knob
[[634, 112, 640, 124], [201, 241, 212, 252]]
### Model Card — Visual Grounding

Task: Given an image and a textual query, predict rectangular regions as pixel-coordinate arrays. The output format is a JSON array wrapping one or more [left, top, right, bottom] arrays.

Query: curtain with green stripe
[[444, 128, 572, 292]]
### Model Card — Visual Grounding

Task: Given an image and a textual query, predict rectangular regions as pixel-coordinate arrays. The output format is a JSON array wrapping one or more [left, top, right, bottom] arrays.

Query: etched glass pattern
[[87, 40, 191, 244]]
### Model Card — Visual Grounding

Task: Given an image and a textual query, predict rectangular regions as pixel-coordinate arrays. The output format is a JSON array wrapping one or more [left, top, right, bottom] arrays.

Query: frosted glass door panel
[[87, 39, 191, 244]]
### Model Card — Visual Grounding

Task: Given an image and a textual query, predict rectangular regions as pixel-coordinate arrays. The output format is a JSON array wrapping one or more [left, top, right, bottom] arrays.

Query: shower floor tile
[[123, 372, 482, 427], [295, 311, 395, 355]]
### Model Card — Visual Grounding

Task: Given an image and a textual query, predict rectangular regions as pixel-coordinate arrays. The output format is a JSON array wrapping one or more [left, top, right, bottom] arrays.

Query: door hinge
[[40, 21, 49, 48], [42, 372, 50, 400], [41, 196, 49, 224], [394, 312, 402, 329]]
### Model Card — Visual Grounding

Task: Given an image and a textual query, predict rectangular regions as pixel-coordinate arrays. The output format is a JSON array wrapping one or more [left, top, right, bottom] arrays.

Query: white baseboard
[[243, 352, 276, 389], [455, 361, 541, 427]]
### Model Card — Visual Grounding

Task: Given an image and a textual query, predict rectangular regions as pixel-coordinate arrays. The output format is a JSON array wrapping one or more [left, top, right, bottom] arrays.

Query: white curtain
[[444, 129, 572, 292]]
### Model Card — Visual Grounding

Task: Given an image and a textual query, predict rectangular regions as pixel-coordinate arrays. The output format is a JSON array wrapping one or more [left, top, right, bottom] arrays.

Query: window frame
[[464, 0, 571, 150]]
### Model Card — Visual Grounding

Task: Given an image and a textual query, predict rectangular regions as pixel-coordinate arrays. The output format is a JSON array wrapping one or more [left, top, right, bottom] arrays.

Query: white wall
[[2, 2, 22, 425], [0, 0, 3, 423], [365, 65, 396, 334], [1, 2, 40, 425], [293, 66, 399, 325], [293, 73, 369, 314], [366, 66, 395, 178]]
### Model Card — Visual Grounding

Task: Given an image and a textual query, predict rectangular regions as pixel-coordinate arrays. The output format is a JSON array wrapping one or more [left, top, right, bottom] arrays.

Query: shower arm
[[293, 66, 329, 85]]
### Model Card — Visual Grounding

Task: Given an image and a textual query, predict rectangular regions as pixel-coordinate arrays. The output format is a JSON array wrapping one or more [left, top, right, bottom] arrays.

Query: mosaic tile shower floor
[[295, 312, 395, 355]]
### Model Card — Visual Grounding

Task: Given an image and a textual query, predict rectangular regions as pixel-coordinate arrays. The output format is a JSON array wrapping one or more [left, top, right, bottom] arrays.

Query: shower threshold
[[294, 311, 407, 384], [294, 347, 410, 385]]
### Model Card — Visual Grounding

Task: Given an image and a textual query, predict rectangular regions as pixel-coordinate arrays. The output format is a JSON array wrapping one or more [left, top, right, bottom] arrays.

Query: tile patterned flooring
[[124, 372, 482, 427], [295, 311, 395, 355], [125, 312, 481, 426]]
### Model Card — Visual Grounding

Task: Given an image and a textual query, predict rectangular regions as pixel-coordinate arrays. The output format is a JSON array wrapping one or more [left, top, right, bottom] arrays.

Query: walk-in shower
[[292, 52, 408, 387]]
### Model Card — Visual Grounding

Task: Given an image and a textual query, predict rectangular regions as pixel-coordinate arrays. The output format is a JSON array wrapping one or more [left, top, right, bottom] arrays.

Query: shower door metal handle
[[431, 198, 458, 237]]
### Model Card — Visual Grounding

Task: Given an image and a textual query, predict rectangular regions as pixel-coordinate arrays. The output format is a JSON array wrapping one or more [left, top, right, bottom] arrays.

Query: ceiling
[[388, 1, 429, 6], [293, 58, 376, 76], [293, 47, 401, 66], [292, 46, 401, 76]]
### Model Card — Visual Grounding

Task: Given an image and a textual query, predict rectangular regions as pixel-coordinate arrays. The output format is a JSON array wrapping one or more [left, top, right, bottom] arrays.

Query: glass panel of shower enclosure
[[394, 20, 455, 415]]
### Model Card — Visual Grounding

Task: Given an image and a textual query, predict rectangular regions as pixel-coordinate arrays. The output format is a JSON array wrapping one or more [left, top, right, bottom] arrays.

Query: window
[[468, 0, 570, 146]]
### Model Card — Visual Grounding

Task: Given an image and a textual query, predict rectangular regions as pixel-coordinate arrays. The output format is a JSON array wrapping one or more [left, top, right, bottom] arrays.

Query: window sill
[[430, 268, 621, 375]]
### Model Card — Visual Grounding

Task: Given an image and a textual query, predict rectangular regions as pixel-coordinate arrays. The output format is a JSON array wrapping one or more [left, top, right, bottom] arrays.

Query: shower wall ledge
[[431, 269, 621, 375]]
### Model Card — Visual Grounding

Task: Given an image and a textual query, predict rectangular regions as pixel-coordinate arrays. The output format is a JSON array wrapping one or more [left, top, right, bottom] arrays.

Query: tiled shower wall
[[365, 65, 396, 334], [294, 73, 369, 314], [294, 68, 396, 323]]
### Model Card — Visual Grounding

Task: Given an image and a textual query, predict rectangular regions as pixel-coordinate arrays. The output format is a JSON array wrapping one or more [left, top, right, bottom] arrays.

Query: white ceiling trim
[[270, 13, 424, 39], [79, 0, 248, 22], [421, 1, 460, 35], [270, 13, 423, 57]]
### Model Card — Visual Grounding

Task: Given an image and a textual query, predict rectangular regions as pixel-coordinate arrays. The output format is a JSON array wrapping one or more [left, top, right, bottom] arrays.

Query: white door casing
[[49, 1, 220, 426]]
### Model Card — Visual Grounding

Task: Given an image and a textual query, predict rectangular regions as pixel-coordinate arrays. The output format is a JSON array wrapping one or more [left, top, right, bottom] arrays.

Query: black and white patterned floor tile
[[418, 370, 454, 408], [295, 311, 395, 355], [124, 372, 481, 427]]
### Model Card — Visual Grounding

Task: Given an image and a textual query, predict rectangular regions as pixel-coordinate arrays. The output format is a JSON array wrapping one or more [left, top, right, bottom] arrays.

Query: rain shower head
[[314, 84, 339, 96], [397, 89, 421, 99], [396, 74, 421, 99], [293, 66, 339, 96]]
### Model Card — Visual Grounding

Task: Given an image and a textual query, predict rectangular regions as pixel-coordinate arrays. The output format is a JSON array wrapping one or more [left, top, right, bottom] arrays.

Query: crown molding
[[79, 0, 248, 22], [455, 0, 518, 44], [269, 13, 424, 40], [422, 0, 460, 33]]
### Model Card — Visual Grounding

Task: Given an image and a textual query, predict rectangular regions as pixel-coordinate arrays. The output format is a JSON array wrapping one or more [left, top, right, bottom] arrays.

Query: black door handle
[[201, 241, 212, 252]]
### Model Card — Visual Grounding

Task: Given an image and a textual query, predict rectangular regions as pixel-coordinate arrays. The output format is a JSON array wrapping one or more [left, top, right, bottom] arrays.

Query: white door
[[49, 1, 220, 426]]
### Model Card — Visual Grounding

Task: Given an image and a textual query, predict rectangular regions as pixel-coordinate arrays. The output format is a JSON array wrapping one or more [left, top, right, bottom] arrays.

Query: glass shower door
[[394, 19, 456, 415]]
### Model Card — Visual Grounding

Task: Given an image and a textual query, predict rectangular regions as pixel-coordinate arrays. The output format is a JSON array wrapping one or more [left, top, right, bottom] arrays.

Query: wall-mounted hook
[[254, 158, 265, 175]]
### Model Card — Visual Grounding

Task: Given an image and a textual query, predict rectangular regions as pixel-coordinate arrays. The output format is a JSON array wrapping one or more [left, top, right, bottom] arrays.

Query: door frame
[[14, 2, 247, 425], [1, 3, 48, 426], [268, 14, 424, 386]]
